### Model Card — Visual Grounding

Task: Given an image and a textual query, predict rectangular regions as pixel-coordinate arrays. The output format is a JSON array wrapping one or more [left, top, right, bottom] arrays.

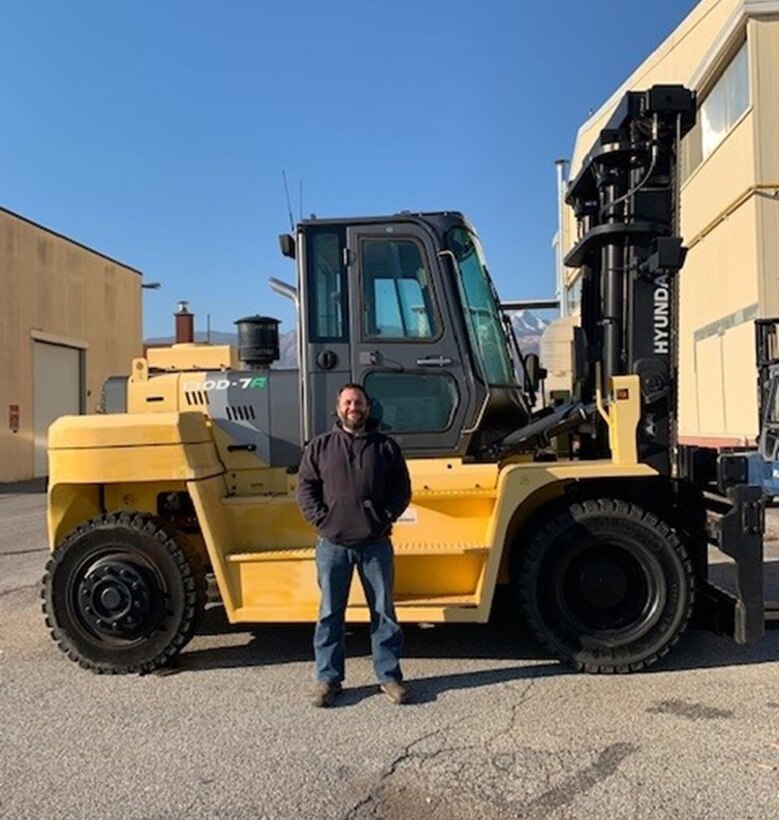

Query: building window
[[565, 278, 582, 315], [683, 39, 749, 179], [701, 40, 749, 159]]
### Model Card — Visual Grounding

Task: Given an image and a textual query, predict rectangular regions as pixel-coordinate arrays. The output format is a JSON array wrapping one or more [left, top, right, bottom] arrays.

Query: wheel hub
[[578, 558, 628, 609], [77, 558, 157, 638], [555, 541, 660, 637]]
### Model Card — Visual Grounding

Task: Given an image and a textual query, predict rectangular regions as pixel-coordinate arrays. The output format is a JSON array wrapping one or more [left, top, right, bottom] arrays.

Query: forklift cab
[[288, 212, 533, 457]]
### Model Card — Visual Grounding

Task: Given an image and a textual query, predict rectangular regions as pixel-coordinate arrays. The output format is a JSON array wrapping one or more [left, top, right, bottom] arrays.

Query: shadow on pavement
[[175, 598, 779, 678], [0, 478, 47, 495], [178, 605, 548, 674], [178, 620, 563, 697], [709, 558, 779, 604], [336, 662, 566, 706]]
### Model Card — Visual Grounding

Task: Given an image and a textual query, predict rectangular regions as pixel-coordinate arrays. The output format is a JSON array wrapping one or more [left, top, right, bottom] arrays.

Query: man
[[296, 383, 412, 708]]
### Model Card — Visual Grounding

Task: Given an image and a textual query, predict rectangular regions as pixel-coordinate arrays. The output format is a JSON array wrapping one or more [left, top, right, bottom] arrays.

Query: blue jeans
[[314, 537, 403, 684]]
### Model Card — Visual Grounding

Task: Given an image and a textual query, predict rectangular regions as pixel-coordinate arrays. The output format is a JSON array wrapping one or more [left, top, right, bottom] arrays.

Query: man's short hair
[[336, 383, 371, 403]]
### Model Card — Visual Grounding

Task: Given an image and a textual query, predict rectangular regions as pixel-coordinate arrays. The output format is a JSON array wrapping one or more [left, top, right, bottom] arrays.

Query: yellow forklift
[[43, 85, 764, 674]]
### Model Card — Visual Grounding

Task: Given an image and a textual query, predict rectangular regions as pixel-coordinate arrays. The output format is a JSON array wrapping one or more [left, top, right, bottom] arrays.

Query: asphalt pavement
[[2, 485, 778, 819]]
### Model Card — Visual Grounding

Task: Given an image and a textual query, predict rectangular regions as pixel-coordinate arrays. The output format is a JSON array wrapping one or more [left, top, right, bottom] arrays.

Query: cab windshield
[[446, 227, 515, 386]]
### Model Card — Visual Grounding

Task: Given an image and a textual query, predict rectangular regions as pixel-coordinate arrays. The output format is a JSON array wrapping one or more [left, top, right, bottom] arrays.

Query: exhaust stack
[[175, 301, 194, 343]]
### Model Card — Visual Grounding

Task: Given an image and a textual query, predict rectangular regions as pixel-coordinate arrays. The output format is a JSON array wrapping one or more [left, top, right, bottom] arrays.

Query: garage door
[[33, 341, 82, 477]]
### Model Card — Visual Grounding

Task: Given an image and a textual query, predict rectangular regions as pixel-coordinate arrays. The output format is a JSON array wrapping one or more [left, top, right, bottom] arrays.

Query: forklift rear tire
[[42, 512, 206, 674], [516, 498, 694, 673]]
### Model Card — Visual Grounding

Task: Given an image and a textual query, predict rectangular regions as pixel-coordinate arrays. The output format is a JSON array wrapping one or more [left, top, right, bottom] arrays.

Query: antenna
[[299, 178, 303, 222], [281, 170, 295, 232]]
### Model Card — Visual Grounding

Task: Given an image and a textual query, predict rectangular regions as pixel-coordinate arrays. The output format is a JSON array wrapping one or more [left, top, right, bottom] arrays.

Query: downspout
[[555, 159, 569, 318]]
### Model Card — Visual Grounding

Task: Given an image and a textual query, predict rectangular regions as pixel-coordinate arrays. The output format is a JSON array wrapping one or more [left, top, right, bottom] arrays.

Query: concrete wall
[[563, 0, 779, 446], [678, 76, 758, 442], [0, 208, 142, 482], [752, 15, 779, 317]]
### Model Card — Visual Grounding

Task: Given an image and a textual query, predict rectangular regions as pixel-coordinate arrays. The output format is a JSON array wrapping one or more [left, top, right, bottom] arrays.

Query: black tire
[[42, 512, 206, 674], [515, 498, 695, 673]]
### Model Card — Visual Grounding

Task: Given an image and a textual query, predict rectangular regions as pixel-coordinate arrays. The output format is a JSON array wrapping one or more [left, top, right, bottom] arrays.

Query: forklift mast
[[565, 86, 696, 474]]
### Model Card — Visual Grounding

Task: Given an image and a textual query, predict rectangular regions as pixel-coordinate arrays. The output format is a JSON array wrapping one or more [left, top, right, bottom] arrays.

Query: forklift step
[[225, 543, 490, 563], [390, 593, 479, 607], [226, 548, 314, 563], [411, 487, 497, 498]]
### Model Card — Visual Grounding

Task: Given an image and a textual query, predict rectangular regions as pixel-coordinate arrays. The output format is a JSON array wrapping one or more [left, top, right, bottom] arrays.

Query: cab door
[[300, 224, 352, 442], [346, 222, 474, 455]]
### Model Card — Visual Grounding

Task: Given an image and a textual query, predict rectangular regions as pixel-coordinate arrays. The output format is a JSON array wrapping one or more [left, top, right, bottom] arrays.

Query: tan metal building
[[560, 0, 779, 448], [0, 207, 142, 482]]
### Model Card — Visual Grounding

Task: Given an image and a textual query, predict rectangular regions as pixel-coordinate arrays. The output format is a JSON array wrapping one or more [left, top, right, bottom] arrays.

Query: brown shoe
[[379, 681, 408, 705], [311, 681, 342, 708]]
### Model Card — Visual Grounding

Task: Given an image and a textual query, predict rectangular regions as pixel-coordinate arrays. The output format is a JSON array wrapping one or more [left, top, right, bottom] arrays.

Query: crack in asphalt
[[1, 547, 47, 556], [343, 726, 460, 819], [485, 675, 538, 757], [0, 582, 39, 598], [476, 672, 540, 786], [343, 674, 542, 819]]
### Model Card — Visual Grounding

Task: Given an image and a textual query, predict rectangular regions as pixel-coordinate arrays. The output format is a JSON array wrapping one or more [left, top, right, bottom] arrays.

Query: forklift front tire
[[516, 498, 695, 673]]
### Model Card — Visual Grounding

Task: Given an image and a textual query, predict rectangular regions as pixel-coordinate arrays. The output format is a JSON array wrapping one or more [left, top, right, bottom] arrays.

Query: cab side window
[[365, 372, 458, 432], [361, 238, 438, 339], [308, 228, 347, 342]]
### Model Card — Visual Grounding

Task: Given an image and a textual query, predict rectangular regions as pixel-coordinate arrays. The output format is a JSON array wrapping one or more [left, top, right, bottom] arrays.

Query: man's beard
[[339, 410, 366, 432]]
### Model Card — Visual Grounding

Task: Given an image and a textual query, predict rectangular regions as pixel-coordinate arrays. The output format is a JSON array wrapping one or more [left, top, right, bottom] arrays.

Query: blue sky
[[1, 0, 698, 339]]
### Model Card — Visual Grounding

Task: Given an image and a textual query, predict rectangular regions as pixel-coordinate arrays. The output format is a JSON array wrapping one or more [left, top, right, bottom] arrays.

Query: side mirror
[[524, 353, 547, 394], [279, 234, 296, 260]]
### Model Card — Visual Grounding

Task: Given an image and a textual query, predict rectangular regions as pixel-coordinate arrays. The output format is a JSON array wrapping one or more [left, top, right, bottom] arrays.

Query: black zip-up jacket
[[296, 421, 412, 547]]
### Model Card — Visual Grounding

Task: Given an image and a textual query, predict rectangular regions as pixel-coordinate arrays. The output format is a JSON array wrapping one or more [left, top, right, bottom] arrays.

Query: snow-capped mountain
[[505, 310, 550, 355], [507, 309, 549, 335], [144, 311, 550, 366]]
